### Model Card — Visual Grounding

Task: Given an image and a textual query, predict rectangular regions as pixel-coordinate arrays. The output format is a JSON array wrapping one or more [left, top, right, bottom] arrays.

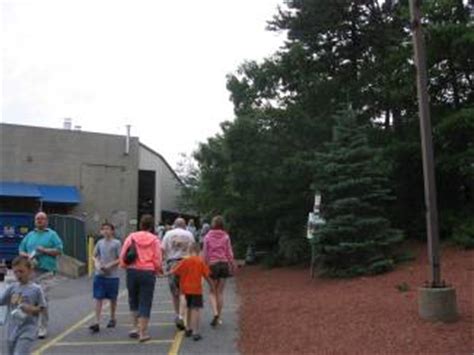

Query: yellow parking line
[[117, 301, 173, 306], [55, 339, 174, 346], [81, 322, 174, 328], [32, 287, 183, 355], [168, 330, 184, 355], [116, 310, 175, 315], [32, 290, 127, 355], [32, 312, 95, 355]]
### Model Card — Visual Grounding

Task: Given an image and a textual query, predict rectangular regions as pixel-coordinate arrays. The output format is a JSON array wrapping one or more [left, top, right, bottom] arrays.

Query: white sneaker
[[38, 326, 48, 339]]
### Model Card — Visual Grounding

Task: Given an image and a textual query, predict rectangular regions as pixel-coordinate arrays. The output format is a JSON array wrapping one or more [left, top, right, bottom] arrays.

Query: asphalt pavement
[[179, 278, 239, 355], [0, 271, 239, 355]]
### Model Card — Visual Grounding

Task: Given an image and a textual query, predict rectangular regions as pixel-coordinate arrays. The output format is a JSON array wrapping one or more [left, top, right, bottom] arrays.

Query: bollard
[[88, 236, 95, 277]]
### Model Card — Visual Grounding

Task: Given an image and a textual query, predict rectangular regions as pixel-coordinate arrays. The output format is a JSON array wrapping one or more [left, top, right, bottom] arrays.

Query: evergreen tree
[[313, 108, 403, 277], [181, 0, 473, 263]]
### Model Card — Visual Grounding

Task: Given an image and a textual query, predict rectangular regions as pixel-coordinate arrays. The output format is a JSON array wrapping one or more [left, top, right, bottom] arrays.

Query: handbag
[[123, 238, 138, 265]]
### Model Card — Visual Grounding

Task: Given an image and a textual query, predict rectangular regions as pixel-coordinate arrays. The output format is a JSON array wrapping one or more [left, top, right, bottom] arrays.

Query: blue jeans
[[126, 269, 156, 318]]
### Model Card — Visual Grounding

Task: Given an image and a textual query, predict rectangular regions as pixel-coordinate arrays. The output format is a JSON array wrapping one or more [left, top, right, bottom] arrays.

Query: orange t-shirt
[[172, 256, 210, 295]]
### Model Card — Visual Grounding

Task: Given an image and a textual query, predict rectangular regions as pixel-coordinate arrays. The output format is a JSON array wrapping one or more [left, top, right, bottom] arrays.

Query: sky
[[1, 0, 285, 167]]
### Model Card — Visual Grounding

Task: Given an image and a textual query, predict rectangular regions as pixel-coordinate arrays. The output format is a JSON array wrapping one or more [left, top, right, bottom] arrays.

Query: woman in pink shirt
[[120, 214, 162, 342], [203, 215, 235, 326]]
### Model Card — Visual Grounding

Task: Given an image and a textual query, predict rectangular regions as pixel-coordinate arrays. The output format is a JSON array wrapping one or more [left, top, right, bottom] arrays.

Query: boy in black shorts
[[172, 243, 214, 341]]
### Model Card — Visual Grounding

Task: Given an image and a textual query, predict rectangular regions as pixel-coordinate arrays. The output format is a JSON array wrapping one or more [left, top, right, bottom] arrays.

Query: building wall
[[0, 123, 139, 238], [139, 144, 183, 222]]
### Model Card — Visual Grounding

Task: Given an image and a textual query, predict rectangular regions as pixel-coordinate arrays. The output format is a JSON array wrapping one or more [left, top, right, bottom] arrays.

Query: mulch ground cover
[[236, 243, 473, 354]]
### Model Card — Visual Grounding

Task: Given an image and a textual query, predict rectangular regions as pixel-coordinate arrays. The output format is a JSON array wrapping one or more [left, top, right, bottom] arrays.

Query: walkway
[[23, 274, 239, 355]]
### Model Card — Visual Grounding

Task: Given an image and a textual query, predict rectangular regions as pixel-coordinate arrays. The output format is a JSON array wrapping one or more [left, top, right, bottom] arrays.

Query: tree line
[[179, 0, 473, 276]]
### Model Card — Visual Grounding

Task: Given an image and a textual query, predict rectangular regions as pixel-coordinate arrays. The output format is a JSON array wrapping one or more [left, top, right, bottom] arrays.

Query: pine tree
[[313, 108, 403, 277]]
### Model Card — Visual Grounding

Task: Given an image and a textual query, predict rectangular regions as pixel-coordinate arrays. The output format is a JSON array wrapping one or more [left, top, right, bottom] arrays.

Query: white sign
[[307, 212, 326, 240]]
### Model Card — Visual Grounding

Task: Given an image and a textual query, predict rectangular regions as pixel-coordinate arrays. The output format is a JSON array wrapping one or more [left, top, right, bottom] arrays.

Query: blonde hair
[[188, 242, 201, 255], [211, 215, 225, 230]]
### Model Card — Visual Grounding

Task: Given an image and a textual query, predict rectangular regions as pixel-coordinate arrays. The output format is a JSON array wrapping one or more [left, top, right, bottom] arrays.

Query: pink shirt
[[203, 229, 234, 265], [120, 231, 162, 273]]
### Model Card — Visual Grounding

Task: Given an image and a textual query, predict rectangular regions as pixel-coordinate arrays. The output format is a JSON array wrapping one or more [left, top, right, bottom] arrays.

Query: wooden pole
[[409, 0, 442, 287]]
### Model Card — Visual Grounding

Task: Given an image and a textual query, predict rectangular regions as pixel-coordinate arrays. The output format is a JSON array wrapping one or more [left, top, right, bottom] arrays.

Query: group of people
[[0, 211, 235, 354], [117, 215, 235, 342], [156, 218, 210, 246]]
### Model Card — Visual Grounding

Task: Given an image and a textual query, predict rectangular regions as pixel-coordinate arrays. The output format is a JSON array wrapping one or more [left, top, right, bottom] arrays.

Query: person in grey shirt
[[88, 223, 121, 333], [161, 218, 195, 330], [0, 256, 46, 355]]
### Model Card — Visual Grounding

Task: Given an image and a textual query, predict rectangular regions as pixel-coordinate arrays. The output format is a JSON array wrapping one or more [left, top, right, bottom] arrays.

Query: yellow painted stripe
[[118, 300, 172, 305], [81, 322, 175, 328], [55, 339, 173, 346], [32, 289, 127, 355], [116, 310, 175, 315], [168, 330, 184, 355], [32, 312, 95, 355]]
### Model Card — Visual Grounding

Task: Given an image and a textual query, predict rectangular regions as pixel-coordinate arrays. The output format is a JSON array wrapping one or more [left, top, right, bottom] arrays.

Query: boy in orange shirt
[[172, 243, 215, 341]]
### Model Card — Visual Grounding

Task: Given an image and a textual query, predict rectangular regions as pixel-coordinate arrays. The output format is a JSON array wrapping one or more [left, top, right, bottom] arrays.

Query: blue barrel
[[0, 213, 34, 263]]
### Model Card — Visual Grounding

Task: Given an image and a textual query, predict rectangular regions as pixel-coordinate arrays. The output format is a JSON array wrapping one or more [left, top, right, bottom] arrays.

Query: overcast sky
[[1, 0, 285, 167]]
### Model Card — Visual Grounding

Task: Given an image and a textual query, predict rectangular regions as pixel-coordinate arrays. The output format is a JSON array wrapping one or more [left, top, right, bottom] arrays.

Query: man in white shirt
[[161, 218, 195, 330]]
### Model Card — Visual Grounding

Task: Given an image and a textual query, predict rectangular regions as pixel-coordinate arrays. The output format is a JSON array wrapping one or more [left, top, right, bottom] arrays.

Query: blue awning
[[0, 182, 42, 198], [37, 185, 81, 204], [0, 182, 80, 204]]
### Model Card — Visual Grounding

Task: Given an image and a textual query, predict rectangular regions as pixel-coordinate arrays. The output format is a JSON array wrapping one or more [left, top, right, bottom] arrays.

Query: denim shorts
[[126, 269, 156, 318], [93, 276, 120, 300]]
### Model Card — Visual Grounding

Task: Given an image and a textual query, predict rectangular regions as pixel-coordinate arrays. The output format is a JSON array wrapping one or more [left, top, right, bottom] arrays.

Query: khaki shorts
[[33, 271, 56, 299], [166, 259, 182, 297]]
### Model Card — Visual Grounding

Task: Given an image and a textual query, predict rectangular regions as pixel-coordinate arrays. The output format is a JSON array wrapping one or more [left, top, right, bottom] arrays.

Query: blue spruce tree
[[313, 108, 404, 277]]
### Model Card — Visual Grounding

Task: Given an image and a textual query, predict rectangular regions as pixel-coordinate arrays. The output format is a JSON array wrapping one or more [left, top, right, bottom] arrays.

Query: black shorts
[[185, 294, 203, 309], [210, 262, 231, 280]]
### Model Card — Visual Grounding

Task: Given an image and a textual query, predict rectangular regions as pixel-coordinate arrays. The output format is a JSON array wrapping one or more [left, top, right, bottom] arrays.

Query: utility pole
[[409, 0, 458, 323], [409, 0, 441, 287]]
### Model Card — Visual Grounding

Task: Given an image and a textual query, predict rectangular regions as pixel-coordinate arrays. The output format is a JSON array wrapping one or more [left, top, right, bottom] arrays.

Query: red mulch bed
[[236, 243, 473, 354]]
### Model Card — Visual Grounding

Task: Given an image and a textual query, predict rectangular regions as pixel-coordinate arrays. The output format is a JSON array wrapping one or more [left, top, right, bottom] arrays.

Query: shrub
[[452, 220, 474, 249], [262, 252, 281, 269], [394, 250, 416, 263], [368, 259, 395, 274]]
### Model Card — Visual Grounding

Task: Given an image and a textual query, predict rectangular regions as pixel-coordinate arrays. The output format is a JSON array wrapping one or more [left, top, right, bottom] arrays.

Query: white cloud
[[2, 0, 285, 166]]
